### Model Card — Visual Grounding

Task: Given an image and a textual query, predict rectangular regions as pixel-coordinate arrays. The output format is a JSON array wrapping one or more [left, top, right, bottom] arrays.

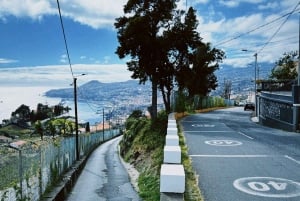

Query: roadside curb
[[41, 156, 87, 201]]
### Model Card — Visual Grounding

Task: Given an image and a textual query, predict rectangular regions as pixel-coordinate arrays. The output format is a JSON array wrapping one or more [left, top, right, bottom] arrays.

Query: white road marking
[[233, 177, 300, 198], [238, 131, 254, 140], [183, 131, 232, 133], [190, 154, 271, 158], [285, 155, 300, 165], [205, 140, 242, 146]]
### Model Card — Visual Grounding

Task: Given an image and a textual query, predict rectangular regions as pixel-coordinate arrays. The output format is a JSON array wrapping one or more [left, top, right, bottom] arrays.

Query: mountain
[[45, 63, 274, 103], [45, 80, 151, 101]]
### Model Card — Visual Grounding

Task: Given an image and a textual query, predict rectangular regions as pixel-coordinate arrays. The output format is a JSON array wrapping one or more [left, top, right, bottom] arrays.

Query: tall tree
[[115, 0, 178, 120], [270, 51, 298, 80], [164, 8, 224, 100]]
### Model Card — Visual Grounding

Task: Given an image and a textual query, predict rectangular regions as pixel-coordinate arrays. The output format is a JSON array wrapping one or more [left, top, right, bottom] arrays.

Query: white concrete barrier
[[165, 135, 179, 146], [167, 122, 177, 128], [168, 113, 176, 120], [167, 127, 177, 135], [168, 119, 176, 124], [163, 145, 181, 164], [160, 164, 185, 193]]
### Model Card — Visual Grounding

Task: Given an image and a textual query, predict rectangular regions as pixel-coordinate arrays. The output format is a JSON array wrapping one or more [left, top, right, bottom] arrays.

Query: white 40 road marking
[[233, 177, 300, 198], [205, 140, 242, 146], [248, 181, 287, 191]]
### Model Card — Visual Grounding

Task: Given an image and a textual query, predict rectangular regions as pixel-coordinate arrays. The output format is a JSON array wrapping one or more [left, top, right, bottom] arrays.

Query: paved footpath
[[66, 136, 141, 201]]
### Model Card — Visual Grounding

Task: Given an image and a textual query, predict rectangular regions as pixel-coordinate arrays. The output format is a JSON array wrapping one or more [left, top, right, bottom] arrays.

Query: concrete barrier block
[[160, 164, 185, 193], [163, 145, 181, 164], [168, 113, 176, 120], [165, 135, 179, 146], [168, 119, 176, 124], [167, 127, 177, 135], [167, 122, 177, 128]]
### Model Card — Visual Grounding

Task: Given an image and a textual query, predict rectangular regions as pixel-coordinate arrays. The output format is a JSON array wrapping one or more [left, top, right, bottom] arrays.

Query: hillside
[[45, 80, 152, 101]]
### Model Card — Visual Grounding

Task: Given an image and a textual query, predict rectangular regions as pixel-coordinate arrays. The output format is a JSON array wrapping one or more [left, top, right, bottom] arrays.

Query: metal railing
[[0, 129, 120, 201]]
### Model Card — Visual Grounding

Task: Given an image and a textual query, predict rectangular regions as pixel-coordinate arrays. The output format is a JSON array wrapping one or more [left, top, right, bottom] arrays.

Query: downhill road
[[66, 136, 141, 201], [180, 107, 300, 201]]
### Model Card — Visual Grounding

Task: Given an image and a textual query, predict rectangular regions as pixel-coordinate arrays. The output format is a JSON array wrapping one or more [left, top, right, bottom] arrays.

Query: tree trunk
[[151, 76, 158, 120], [160, 84, 171, 114]]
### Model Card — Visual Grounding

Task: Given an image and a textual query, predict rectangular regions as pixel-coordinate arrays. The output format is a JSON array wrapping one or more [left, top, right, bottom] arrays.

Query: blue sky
[[0, 0, 299, 85]]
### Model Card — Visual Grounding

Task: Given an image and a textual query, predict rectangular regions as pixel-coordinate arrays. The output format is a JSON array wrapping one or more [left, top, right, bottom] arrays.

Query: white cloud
[[218, 0, 239, 8], [0, 58, 18, 64], [0, 64, 131, 87], [218, 0, 264, 8], [258, 2, 279, 10], [0, 0, 55, 20], [0, 0, 128, 29], [60, 54, 68, 63]]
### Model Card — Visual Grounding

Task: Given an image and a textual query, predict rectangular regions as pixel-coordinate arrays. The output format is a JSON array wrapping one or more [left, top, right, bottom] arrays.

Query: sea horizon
[[0, 86, 102, 125]]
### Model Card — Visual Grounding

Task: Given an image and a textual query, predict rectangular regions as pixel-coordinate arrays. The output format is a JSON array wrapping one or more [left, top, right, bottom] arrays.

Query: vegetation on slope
[[119, 110, 203, 201]]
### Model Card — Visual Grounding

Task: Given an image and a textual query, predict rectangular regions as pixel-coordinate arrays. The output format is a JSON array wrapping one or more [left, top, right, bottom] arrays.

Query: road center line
[[285, 155, 300, 165], [190, 154, 271, 158], [183, 131, 232, 133], [238, 131, 254, 140]]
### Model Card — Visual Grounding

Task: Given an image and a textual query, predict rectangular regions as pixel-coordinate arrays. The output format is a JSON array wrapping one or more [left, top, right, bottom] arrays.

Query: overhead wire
[[56, 0, 74, 78], [257, 1, 300, 54], [214, 6, 300, 48], [56, 0, 102, 119]]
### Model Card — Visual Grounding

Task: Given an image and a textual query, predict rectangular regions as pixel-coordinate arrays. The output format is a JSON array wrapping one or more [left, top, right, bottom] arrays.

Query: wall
[[0, 129, 120, 201], [258, 91, 296, 132]]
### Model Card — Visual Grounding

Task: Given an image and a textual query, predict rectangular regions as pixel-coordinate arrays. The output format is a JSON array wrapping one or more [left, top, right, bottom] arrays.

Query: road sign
[[233, 177, 300, 198]]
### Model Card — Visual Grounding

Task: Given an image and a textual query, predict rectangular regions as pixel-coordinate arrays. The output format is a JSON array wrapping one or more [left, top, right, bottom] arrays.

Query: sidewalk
[[42, 136, 141, 201]]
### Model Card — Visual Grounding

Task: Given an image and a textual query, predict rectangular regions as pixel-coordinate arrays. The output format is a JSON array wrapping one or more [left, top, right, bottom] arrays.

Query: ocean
[[0, 86, 101, 125], [0, 64, 132, 125]]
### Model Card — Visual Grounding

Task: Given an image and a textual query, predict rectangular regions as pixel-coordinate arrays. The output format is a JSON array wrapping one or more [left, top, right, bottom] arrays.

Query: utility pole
[[103, 108, 105, 141], [254, 53, 258, 116], [74, 77, 79, 161], [298, 12, 300, 85]]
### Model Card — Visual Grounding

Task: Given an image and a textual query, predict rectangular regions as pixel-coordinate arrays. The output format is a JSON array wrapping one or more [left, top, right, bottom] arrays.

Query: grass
[[119, 110, 204, 201]]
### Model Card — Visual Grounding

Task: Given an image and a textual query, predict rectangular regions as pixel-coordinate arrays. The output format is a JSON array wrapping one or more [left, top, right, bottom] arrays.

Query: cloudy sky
[[0, 0, 299, 86]]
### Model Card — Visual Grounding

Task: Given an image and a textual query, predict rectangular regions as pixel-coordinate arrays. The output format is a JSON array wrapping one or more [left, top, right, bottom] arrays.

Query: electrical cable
[[215, 6, 300, 47], [56, 0, 74, 78], [257, 1, 300, 54]]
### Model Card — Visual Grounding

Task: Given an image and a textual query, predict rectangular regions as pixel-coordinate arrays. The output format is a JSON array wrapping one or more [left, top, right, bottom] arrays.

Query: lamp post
[[298, 12, 300, 85], [242, 49, 258, 116], [73, 74, 86, 161]]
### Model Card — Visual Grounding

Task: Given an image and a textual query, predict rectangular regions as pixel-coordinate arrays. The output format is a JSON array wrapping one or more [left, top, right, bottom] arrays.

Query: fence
[[172, 92, 232, 113], [0, 129, 120, 201]]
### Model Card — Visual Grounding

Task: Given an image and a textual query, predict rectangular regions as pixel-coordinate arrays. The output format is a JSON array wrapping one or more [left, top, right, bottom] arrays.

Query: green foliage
[[115, 2, 224, 119], [175, 90, 186, 113], [270, 51, 298, 80], [34, 120, 44, 140], [128, 109, 144, 119], [138, 172, 160, 201], [119, 110, 167, 200], [178, 124, 203, 201]]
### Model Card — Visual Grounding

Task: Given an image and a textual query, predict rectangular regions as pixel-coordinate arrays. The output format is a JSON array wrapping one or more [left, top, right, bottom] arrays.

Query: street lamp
[[242, 49, 258, 116], [73, 73, 86, 160]]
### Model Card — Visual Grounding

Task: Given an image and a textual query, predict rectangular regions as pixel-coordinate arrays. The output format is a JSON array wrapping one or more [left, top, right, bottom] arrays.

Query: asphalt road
[[180, 107, 300, 201], [66, 136, 141, 201]]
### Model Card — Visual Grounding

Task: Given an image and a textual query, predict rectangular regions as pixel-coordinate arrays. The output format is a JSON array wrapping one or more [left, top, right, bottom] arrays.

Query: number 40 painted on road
[[233, 177, 300, 198], [248, 181, 287, 191]]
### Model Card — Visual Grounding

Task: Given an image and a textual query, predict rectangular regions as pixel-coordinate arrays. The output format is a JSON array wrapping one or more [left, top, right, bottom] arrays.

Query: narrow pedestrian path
[[66, 136, 141, 201]]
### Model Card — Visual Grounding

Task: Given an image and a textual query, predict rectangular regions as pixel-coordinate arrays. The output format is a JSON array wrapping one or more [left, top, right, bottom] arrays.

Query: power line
[[257, 1, 300, 54], [215, 6, 300, 47], [56, 0, 74, 78]]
